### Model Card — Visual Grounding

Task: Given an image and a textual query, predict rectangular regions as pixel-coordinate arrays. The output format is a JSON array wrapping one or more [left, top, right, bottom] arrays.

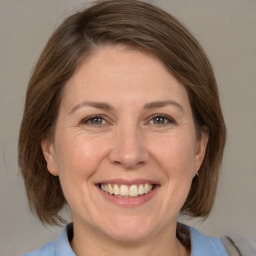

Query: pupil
[[93, 117, 102, 124], [154, 117, 164, 124]]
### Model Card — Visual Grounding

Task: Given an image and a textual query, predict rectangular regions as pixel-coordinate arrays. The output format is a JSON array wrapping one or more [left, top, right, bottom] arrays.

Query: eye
[[82, 115, 107, 126], [148, 114, 174, 125]]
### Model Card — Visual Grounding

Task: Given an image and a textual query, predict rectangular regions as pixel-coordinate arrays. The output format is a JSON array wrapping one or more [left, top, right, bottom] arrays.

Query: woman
[[19, 0, 253, 255]]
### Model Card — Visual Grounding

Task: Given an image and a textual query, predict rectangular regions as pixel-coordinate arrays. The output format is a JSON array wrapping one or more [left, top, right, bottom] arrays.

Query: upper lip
[[96, 178, 159, 185]]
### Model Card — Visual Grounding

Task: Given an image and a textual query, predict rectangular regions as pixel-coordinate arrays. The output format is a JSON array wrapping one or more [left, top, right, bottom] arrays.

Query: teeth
[[100, 183, 154, 197], [129, 185, 138, 196], [120, 185, 129, 196], [145, 183, 149, 192], [113, 184, 119, 195], [138, 184, 144, 195], [108, 184, 114, 194]]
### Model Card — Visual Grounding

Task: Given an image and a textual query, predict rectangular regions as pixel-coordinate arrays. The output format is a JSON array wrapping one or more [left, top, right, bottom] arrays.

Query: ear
[[194, 126, 209, 174], [41, 139, 59, 176]]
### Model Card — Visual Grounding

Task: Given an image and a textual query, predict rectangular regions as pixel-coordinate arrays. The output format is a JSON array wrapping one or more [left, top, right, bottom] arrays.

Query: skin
[[42, 45, 208, 256]]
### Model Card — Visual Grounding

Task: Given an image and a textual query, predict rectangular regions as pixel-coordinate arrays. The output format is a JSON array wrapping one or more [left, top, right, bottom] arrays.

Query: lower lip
[[96, 185, 159, 207]]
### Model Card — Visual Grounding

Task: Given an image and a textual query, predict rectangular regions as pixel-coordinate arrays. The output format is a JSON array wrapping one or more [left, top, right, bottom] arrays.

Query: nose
[[108, 125, 149, 170]]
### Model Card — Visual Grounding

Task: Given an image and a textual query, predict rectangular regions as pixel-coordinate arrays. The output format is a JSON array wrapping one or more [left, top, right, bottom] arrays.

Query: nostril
[[114, 158, 146, 170], [108, 135, 150, 169]]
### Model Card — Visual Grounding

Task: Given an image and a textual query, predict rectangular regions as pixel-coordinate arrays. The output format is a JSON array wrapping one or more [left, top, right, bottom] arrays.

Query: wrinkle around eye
[[147, 114, 176, 126], [82, 116, 107, 126], [79, 114, 114, 132]]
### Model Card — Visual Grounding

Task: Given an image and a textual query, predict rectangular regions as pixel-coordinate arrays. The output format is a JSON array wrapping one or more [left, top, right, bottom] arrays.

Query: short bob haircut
[[19, 0, 226, 226]]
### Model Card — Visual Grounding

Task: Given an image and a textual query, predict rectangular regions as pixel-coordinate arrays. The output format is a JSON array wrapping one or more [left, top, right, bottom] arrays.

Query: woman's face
[[42, 46, 208, 242]]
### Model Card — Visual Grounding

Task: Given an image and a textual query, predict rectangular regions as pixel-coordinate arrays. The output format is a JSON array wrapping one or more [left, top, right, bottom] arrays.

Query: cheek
[[54, 132, 110, 180], [53, 135, 104, 207], [151, 133, 196, 176]]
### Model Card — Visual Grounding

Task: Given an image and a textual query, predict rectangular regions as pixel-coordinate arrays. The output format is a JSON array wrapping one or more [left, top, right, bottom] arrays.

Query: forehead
[[61, 45, 191, 111]]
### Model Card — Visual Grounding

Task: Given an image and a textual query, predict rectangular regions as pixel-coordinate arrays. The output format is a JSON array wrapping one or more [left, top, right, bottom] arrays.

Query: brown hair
[[19, 0, 226, 227]]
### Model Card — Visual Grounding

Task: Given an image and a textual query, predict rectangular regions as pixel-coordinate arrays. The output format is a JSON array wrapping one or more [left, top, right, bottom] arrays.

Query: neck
[[70, 222, 189, 256]]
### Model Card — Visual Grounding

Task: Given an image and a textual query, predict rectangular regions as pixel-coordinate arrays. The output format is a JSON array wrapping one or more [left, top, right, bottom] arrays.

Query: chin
[[98, 216, 159, 242]]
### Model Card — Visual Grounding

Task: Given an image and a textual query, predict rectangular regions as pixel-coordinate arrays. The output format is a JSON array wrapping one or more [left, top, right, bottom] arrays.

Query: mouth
[[98, 183, 155, 198]]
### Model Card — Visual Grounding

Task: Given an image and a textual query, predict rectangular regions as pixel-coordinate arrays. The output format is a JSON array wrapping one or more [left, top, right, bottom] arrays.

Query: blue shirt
[[22, 224, 228, 256]]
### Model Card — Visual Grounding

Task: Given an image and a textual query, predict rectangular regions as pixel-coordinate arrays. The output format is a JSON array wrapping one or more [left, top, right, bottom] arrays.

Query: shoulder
[[187, 226, 228, 256], [21, 241, 55, 256], [21, 223, 75, 256]]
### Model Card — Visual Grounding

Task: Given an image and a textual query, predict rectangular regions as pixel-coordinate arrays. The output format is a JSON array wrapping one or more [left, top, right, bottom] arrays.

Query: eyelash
[[81, 114, 175, 127], [81, 115, 108, 126], [147, 114, 175, 126]]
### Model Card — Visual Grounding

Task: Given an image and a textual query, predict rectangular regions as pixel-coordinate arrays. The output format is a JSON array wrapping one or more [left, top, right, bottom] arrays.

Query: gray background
[[0, 0, 255, 255]]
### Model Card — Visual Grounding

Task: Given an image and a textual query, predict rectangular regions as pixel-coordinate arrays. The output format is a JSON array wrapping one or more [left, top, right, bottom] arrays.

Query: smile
[[100, 183, 154, 197]]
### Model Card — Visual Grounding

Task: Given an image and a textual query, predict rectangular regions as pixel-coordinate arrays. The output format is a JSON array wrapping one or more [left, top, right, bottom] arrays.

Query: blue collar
[[43, 223, 228, 256], [188, 226, 228, 256]]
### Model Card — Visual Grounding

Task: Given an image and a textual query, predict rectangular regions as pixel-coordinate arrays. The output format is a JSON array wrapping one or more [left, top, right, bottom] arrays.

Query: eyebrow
[[69, 101, 113, 115], [69, 100, 184, 115], [144, 100, 184, 113]]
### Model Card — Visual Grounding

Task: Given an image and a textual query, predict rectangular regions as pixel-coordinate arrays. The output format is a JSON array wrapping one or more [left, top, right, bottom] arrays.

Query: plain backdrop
[[0, 0, 255, 255]]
